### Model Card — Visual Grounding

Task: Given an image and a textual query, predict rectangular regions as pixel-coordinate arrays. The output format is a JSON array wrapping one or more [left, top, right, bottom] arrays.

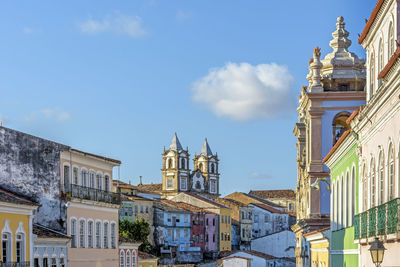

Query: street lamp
[[369, 237, 386, 267]]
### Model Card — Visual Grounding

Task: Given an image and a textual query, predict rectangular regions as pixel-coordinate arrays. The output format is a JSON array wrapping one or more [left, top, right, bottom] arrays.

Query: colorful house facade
[[292, 16, 366, 266], [0, 186, 39, 266], [324, 113, 359, 267], [119, 236, 141, 267], [352, 0, 400, 266]]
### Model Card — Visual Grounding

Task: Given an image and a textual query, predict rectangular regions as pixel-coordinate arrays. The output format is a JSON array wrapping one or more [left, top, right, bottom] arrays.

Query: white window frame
[[70, 217, 77, 248]]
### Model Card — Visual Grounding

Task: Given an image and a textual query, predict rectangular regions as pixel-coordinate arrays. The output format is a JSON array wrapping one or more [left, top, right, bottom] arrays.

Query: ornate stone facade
[[292, 16, 366, 267], [162, 134, 220, 199]]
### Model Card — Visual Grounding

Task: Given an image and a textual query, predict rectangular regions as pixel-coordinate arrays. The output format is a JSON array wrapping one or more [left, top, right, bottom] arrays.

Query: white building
[[249, 203, 290, 238], [250, 230, 295, 259]]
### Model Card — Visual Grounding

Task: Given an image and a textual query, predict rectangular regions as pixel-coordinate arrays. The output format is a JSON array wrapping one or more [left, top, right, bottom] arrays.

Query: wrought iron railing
[[65, 184, 121, 204], [354, 198, 400, 239], [368, 207, 376, 237], [353, 214, 360, 239], [0, 262, 30, 267]]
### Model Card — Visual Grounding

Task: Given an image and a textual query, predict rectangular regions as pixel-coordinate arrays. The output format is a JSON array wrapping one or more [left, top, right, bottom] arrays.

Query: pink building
[[119, 237, 140, 267], [205, 213, 218, 257]]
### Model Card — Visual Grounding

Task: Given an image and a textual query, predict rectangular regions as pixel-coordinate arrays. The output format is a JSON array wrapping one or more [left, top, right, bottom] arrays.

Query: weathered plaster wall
[[0, 127, 69, 231], [251, 230, 295, 258]]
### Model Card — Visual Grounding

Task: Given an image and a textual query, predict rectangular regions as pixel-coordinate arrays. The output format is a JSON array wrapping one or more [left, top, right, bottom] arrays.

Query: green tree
[[119, 219, 153, 252]]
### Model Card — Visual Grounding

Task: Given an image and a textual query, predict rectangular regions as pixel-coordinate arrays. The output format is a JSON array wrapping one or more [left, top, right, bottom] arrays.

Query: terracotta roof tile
[[184, 193, 231, 209], [168, 201, 206, 213], [378, 45, 400, 80], [303, 227, 330, 237], [0, 186, 39, 206], [249, 202, 284, 214], [358, 0, 385, 44], [248, 190, 295, 199], [137, 183, 162, 193], [323, 130, 351, 163]]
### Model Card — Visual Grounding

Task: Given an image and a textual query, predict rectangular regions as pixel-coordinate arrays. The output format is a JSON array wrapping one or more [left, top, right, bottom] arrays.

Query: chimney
[[139, 176, 143, 185]]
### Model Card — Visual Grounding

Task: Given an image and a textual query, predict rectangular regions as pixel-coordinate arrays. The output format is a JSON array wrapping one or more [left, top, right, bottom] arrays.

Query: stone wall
[[0, 126, 69, 231]]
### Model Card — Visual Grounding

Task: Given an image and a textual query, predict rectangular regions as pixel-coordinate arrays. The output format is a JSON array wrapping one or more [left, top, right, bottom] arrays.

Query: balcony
[[0, 262, 30, 267], [64, 184, 121, 205], [354, 198, 400, 240]]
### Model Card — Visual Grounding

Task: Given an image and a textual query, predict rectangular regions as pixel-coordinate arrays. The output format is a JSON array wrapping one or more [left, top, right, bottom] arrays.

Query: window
[[200, 216, 204, 225], [105, 175, 110, 192], [43, 258, 48, 267], [228, 216, 230, 224], [242, 211, 245, 219], [145, 206, 149, 213], [132, 251, 136, 267], [34, 258, 39, 267], [180, 177, 187, 190], [135, 205, 138, 213], [200, 234, 203, 243], [332, 112, 350, 145], [211, 180, 216, 193], [168, 159, 172, 169], [184, 215, 188, 223], [181, 158, 186, 169], [221, 216, 224, 223], [111, 223, 116, 249], [206, 218, 209, 225], [184, 229, 188, 238], [345, 172, 350, 227], [127, 251, 131, 267], [60, 258, 65, 267], [120, 251, 125, 267], [16, 233, 24, 262], [96, 222, 101, 248], [167, 178, 173, 188], [389, 23, 394, 60], [211, 163, 215, 173], [79, 220, 85, 248], [221, 233, 224, 240], [71, 219, 77, 248], [97, 174, 102, 190], [82, 170, 87, 187], [89, 172, 95, 188], [378, 39, 384, 73], [351, 166, 356, 225], [371, 158, 376, 207], [363, 164, 368, 211], [2, 233, 11, 263], [199, 163, 203, 171], [88, 221, 93, 248], [176, 229, 180, 240], [140, 205, 143, 213], [264, 214, 269, 223], [254, 215, 259, 223], [168, 214, 171, 222], [213, 234, 215, 242], [206, 234, 208, 242], [213, 218, 215, 226], [388, 144, 395, 200], [64, 165, 70, 190], [370, 52, 375, 98], [73, 167, 78, 184], [51, 258, 57, 267], [104, 222, 109, 248], [378, 152, 385, 204]]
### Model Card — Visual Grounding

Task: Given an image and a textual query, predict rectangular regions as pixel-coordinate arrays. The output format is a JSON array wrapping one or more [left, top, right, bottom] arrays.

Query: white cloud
[[24, 108, 71, 124], [250, 172, 273, 180], [23, 27, 34, 34], [191, 62, 295, 121], [79, 12, 147, 38]]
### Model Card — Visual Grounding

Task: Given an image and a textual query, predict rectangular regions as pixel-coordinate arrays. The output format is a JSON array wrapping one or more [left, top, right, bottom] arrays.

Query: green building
[[324, 125, 359, 267]]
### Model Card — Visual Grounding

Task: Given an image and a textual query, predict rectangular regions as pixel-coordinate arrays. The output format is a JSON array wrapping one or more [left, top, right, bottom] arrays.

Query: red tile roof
[[137, 183, 162, 193], [249, 189, 295, 199], [303, 227, 330, 237], [185, 193, 231, 209], [249, 202, 284, 214], [169, 201, 206, 213], [358, 0, 385, 44], [378, 45, 400, 79]]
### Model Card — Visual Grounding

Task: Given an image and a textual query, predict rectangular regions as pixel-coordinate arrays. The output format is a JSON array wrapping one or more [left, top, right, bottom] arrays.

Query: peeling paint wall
[[0, 127, 69, 232]]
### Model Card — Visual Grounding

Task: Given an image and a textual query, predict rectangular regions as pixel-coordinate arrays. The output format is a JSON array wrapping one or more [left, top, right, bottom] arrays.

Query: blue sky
[[0, 0, 376, 196]]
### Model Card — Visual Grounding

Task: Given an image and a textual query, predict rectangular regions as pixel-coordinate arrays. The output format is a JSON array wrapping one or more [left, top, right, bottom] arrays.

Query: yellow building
[[0, 186, 39, 265], [137, 251, 158, 267], [304, 227, 330, 267], [218, 207, 232, 251]]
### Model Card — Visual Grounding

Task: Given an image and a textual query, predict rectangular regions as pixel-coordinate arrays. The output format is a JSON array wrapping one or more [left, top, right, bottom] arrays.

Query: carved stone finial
[[309, 47, 323, 92], [313, 47, 321, 59]]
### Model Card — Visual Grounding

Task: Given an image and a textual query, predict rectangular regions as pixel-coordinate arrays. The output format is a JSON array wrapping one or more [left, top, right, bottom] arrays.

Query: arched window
[[81, 169, 88, 187], [15, 232, 25, 263], [350, 166, 355, 226], [79, 220, 85, 248], [379, 39, 384, 72], [111, 223, 116, 249], [370, 52, 375, 98], [199, 163, 203, 171], [126, 250, 131, 267], [1, 232, 11, 263], [340, 176, 344, 228], [371, 158, 376, 207], [95, 222, 101, 248], [181, 158, 185, 169], [388, 144, 395, 200], [89, 171, 95, 188], [103, 222, 109, 248], [132, 250, 136, 267], [96, 174, 102, 190], [378, 151, 385, 204], [88, 221, 93, 248], [331, 182, 336, 230], [104, 175, 110, 192], [120, 251, 125, 267], [168, 159, 173, 169], [336, 179, 339, 229], [64, 165, 70, 191], [332, 112, 350, 145], [389, 22, 394, 60], [211, 163, 215, 173], [70, 219, 77, 248]]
